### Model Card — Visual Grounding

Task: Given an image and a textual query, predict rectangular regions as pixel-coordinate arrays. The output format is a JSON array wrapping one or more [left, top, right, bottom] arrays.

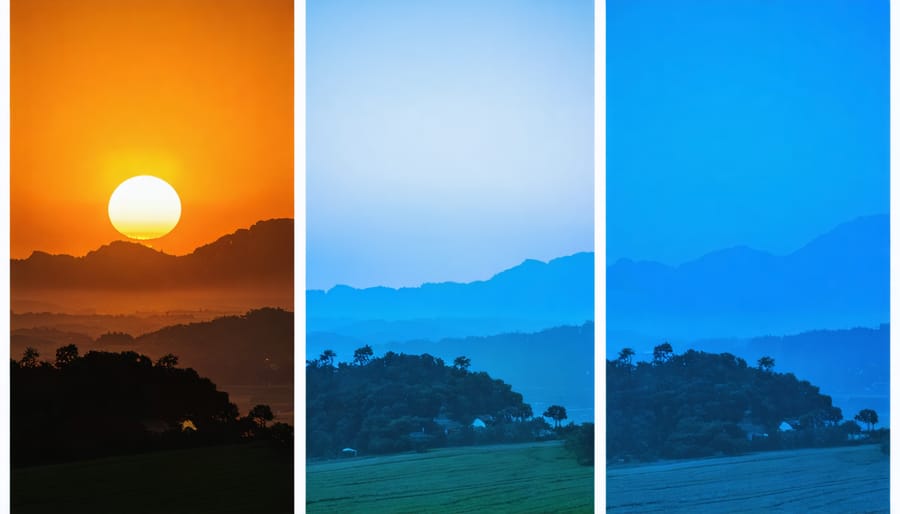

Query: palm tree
[[453, 356, 471, 372], [20, 347, 40, 368], [55, 344, 79, 368], [854, 409, 879, 432], [617, 348, 635, 367], [249, 404, 275, 428], [319, 349, 336, 368], [543, 405, 568, 429], [757, 356, 775, 373], [652, 342, 673, 364], [353, 345, 374, 366]]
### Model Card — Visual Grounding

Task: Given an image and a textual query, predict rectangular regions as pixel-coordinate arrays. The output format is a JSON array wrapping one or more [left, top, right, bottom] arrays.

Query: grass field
[[306, 441, 594, 513], [607, 444, 889, 513], [12, 442, 293, 514]]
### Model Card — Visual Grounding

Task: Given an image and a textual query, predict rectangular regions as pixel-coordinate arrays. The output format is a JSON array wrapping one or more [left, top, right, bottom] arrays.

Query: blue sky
[[608, 0, 888, 265], [307, 0, 594, 290]]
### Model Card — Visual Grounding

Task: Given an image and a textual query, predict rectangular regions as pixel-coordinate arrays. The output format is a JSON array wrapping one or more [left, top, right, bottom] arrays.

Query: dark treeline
[[608, 346, 885, 462], [10, 308, 293, 391], [307, 349, 580, 459], [11, 346, 292, 467]]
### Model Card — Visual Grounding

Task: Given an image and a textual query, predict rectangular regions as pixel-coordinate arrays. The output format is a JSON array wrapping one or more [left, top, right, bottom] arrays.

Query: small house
[[471, 418, 487, 429]]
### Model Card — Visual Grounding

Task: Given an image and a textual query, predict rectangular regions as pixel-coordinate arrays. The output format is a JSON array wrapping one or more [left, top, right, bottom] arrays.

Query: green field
[[12, 443, 293, 514], [607, 444, 889, 513], [306, 441, 594, 513]]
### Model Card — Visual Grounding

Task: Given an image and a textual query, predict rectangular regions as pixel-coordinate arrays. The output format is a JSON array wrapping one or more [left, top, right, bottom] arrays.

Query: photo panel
[[306, 0, 596, 511], [606, 1, 889, 511]]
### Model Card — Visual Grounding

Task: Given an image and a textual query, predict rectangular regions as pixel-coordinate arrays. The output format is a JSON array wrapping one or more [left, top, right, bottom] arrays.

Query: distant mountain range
[[11, 219, 293, 290], [310, 215, 886, 345], [608, 214, 888, 340], [307, 252, 594, 343]]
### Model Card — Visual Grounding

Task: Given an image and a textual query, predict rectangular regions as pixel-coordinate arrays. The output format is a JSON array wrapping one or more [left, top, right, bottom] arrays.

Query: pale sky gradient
[[11, 0, 293, 259], [608, 0, 888, 265], [307, 0, 594, 290]]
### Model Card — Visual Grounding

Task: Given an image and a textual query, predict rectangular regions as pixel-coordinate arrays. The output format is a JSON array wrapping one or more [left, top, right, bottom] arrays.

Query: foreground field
[[12, 443, 293, 514], [307, 441, 593, 513], [607, 444, 888, 513]]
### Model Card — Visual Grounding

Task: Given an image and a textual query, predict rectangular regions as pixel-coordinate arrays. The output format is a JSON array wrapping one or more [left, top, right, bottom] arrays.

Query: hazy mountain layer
[[608, 214, 888, 339], [308, 252, 594, 343]]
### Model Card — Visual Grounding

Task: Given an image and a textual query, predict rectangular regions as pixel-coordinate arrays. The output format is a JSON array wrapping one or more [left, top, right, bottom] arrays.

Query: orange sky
[[11, 0, 293, 259]]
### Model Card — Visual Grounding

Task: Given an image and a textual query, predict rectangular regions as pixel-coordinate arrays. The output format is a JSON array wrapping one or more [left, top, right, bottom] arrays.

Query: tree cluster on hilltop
[[307, 349, 557, 459], [607, 345, 876, 462], [11, 308, 294, 390], [11, 346, 291, 467]]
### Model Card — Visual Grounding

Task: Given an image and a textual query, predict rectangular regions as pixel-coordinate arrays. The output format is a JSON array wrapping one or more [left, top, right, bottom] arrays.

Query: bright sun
[[108, 175, 182, 240]]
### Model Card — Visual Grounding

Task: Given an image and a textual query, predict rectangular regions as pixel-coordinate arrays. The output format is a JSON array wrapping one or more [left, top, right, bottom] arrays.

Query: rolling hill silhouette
[[11, 218, 293, 290], [135, 308, 293, 386], [608, 214, 888, 339], [610, 324, 890, 427], [308, 322, 594, 424]]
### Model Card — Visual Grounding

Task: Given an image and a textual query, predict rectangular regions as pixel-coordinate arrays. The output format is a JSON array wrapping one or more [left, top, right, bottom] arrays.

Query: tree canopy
[[543, 405, 568, 428], [854, 409, 879, 432], [307, 351, 544, 458], [11, 346, 289, 467], [608, 347, 857, 462]]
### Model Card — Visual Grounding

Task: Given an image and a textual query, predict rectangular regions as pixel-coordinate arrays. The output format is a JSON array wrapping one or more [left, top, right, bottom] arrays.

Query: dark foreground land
[[12, 442, 293, 514], [607, 444, 888, 513], [306, 441, 593, 513]]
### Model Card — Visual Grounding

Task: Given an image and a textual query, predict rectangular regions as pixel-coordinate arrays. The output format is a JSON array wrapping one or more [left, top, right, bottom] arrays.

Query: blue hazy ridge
[[308, 252, 594, 337], [608, 214, 888, 340]]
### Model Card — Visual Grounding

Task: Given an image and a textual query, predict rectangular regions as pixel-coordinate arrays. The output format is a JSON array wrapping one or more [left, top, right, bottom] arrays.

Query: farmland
[[12, 442, 293, 514], [607, 444, 888, 513], [306, 441, 594, 513]]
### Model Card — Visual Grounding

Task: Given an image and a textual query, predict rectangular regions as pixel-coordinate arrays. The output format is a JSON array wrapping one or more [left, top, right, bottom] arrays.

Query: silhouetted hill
[[307, 352, 539, 458], [11, 348, 289, 467], [309, 323, 594, 424], [134, 308, 293, 388], [609, 324, 890, 426], [11, 219, 293, 290], [608, 215, 888, 339], [307, 252, 593, 342], [10, 309, 294, 424], [607, 349, 862, 462]]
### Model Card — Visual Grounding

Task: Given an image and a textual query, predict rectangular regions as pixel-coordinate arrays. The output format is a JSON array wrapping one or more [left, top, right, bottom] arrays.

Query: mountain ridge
[[12, 218, 293, 290], [306, 252, 594, 338], [608, 214, 888, 339], [311, 252, 593, 294]]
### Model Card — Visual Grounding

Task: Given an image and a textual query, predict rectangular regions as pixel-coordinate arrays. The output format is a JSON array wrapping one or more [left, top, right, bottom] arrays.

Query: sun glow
[[108, 175, 182, 240]]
